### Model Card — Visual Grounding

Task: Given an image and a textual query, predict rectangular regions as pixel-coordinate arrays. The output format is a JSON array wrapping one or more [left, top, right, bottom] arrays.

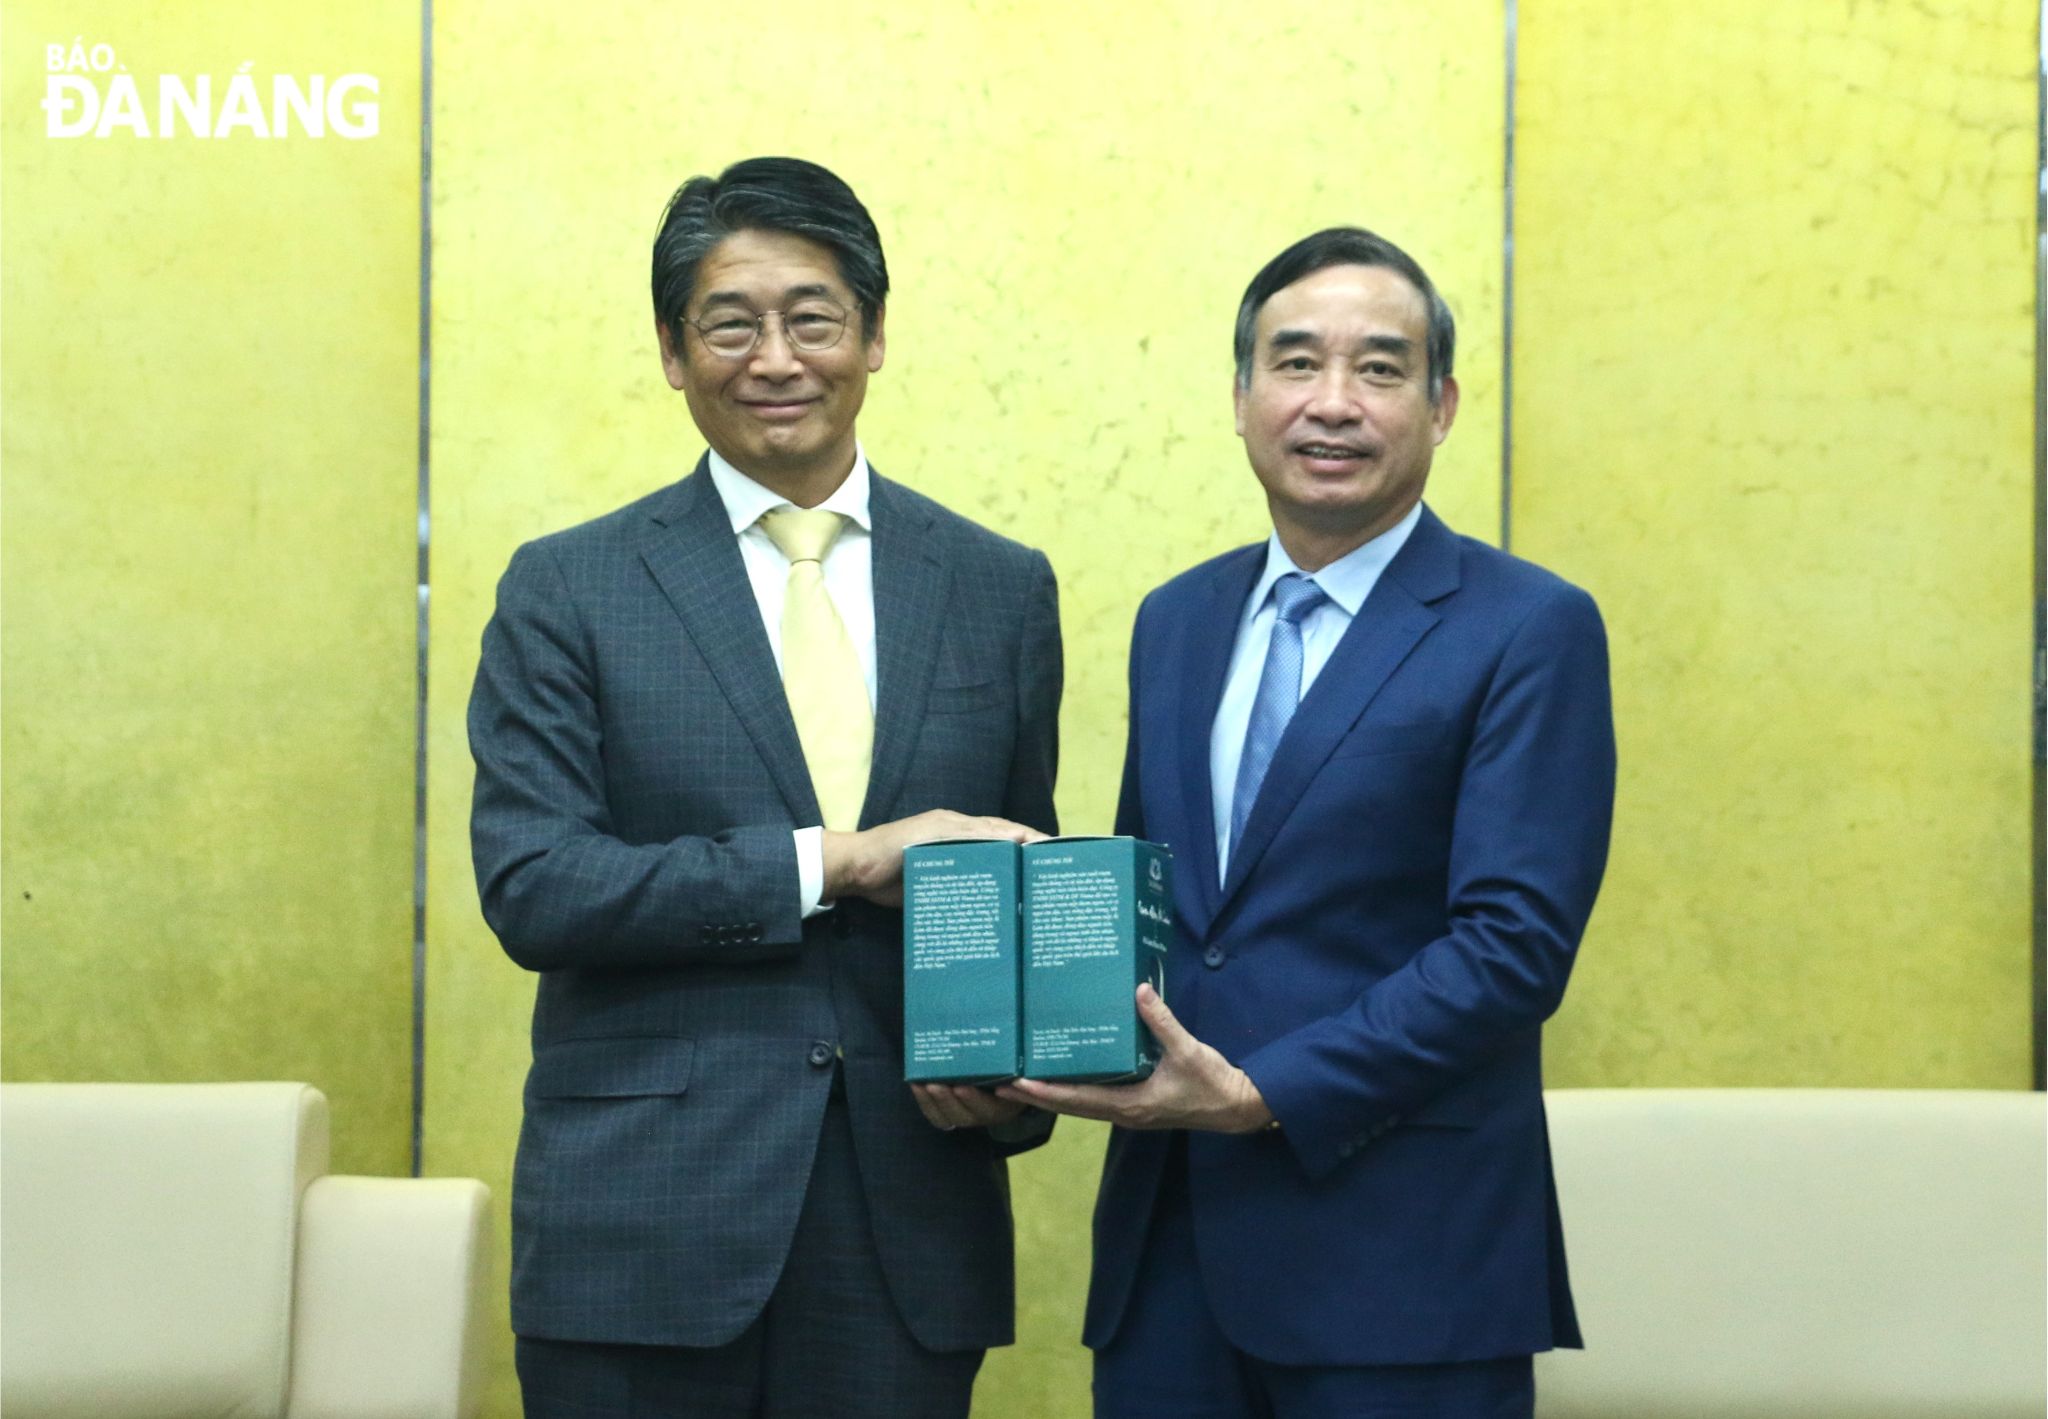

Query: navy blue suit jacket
[[1085, 504, 1614, 1366]]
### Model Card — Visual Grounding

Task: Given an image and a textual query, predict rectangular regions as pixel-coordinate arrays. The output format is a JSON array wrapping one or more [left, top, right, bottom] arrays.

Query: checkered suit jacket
[[468, 456, 1061, 1351]]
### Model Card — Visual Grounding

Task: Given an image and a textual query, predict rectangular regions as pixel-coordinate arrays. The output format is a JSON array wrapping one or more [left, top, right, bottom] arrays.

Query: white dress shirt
[[705, 445, 878, 915], [1209, 502, 1423, 882]]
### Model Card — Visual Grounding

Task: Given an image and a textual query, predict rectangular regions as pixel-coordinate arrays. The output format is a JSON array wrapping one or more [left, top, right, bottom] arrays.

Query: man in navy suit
[[1005, 228, 1615, 1417], [471, 158, 1060, 1419]]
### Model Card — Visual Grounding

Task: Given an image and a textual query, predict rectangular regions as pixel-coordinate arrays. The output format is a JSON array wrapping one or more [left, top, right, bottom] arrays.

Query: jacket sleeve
[[1239, 584, 1617, 1180], [468, 539, 804, 972]]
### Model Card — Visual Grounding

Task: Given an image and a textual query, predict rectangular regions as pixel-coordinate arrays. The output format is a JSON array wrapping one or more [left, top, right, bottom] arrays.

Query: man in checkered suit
[[469, 156, 1062, 1419]]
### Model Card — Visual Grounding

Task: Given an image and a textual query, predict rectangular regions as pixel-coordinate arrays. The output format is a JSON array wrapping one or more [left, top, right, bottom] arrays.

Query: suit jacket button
[[1203, 946, 1225, 969], [808, 1042, 835, 1068]]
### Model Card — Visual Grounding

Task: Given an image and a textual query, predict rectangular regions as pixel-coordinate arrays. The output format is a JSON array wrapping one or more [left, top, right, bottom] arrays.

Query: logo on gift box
[[43, 41, 380, 139]]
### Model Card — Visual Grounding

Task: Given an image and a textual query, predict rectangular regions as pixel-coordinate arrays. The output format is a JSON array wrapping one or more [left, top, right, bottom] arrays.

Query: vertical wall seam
[[2032, 0, 2045, 1091], [1500, 0, 1517, 552], [412, 0, 434, 1173]]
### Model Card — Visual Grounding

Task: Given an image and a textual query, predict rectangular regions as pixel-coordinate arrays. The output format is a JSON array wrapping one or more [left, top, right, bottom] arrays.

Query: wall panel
[[422, 5, 1504, 1412], [1, 4, 423, 1173], [1516, 1, 2037, 1087]]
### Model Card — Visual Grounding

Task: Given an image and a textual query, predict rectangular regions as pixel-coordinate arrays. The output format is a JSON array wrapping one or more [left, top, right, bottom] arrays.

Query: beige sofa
[[1, 1082, 491, 1419], [1537, 1088, 2046, 1418]]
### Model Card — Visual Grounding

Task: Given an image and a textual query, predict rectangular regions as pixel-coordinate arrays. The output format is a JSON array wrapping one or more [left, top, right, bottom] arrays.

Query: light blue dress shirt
[[1209, 502, 1423, 882]]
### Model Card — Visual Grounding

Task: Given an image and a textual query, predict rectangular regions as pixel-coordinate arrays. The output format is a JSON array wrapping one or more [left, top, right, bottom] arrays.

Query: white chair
[[1537, 1088, 2047, 1418], [1, 1081, 491, 1419]]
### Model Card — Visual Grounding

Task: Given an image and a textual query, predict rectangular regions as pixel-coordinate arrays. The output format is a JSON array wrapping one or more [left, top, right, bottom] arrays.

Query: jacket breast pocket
[[925, 679, 1006, 715], [1329, 718, 1454, 760], [525, 1037, 694, 1099]]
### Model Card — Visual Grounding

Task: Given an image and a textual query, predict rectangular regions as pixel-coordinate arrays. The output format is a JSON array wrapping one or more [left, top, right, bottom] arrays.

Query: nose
[[747, 312, 804, 379], [1303, 368, 1361, 426]]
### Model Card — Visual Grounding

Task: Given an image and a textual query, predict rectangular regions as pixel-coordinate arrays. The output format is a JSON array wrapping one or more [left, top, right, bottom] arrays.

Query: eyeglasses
[[683, 299, 851, 358]]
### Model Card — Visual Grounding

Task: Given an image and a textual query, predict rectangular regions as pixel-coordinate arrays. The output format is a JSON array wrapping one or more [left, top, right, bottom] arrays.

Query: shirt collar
[[704, 443, 874, 535], [1246, 500, 1425, 620]]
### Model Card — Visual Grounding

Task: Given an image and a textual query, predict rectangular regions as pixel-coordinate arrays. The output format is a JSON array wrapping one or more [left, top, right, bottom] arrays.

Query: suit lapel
[[1176, 545, 1265, 931], [639, 459, 820, 825], [1215, 507, 1462, 917], [864, 472, 947, 829]]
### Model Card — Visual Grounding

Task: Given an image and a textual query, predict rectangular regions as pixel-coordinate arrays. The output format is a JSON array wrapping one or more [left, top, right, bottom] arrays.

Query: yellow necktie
[[758, 506, 872, 830]]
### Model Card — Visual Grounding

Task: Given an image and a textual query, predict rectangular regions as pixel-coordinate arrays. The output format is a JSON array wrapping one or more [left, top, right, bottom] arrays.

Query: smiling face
[[657, 227, 885, 505], [1234, 262, 1458, 568]]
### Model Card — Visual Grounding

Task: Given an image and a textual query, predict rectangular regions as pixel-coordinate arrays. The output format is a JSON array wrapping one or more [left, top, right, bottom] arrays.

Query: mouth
[[1293, 440, 1376, 471], [739, 397, 819, 423]]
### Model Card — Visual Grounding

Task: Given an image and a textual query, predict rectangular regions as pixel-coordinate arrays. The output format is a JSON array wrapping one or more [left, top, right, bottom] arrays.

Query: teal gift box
[[1021, 837, 1172, 1082], [901, 840, 1022, 1084]]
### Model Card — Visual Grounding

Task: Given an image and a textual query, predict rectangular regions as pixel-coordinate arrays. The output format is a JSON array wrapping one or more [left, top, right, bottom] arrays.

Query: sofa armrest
[[286, 1176, 491, 1419]]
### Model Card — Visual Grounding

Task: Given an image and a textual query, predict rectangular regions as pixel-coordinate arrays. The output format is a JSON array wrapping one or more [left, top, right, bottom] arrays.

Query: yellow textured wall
[[1, 3, 422, 1173], [1517, 1, 2037, 1087], [421, 4, 1503, 1413]]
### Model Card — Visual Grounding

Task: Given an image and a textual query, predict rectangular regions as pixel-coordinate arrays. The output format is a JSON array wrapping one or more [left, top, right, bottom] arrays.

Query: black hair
[[1233, 227, 1454, 403], [652, 156, 888, 349]]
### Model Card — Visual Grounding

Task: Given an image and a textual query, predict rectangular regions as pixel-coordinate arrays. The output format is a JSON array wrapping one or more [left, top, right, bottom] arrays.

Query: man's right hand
[[821, 810, 1047, 907]]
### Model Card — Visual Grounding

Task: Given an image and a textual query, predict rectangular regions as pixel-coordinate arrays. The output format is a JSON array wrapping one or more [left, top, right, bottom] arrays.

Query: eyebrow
[[1264, 329, 1415, 358], [696, 282, 837, 309]]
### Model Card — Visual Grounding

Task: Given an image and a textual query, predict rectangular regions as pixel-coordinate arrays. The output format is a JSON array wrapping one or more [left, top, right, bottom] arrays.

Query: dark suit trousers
[[516, 1089, 983, 1419], [1093, 1139, 1534, 1419]]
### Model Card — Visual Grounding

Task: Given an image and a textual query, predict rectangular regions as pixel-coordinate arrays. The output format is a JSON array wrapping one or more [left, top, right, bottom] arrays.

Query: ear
[[1232, 373, 1248, 437], [1431, 375, 1460, 445], [864, 305, 887, 374], [657, 317, 688, 391]]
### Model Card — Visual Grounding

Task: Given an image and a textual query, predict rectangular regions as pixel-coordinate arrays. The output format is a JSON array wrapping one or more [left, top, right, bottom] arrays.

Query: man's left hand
[[998, 984, 1273, 1134], [911, 1082, 1028, 1132]]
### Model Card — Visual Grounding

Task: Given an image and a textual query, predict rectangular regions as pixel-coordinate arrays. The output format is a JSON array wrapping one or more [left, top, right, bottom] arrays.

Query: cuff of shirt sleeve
[[794, 826, 827, 918]]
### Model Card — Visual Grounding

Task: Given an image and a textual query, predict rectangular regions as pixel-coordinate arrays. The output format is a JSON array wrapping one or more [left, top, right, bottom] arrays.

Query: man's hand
[[910, 1082, 1029, 1132], [822, 810, 1047, 908], [998, 984, 1273, 1133]]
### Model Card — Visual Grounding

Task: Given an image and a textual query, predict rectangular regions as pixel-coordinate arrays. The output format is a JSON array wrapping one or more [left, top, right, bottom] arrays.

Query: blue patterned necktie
[[1229, 573, 1329, 856]]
